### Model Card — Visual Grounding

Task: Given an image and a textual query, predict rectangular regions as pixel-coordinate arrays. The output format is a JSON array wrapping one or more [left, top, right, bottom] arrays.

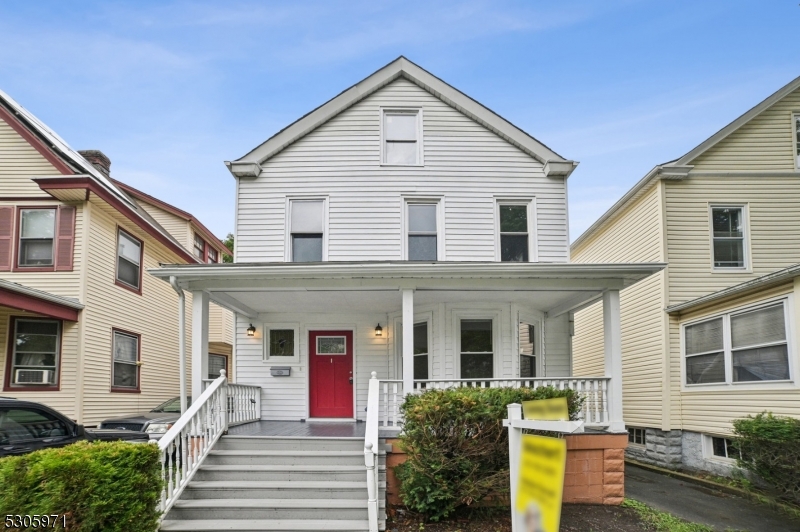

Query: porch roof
[[0, 280, 84, 321], [150, 261, 664, 318]]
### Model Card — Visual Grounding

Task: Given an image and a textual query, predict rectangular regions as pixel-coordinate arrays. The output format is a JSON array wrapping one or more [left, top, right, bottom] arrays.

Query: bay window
[[414, 322, 429, 380], [684, 300, 791, 386]]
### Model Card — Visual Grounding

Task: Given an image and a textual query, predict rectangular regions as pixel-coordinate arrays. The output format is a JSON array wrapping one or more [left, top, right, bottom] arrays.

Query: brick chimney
[[78, 150, 111, 177]]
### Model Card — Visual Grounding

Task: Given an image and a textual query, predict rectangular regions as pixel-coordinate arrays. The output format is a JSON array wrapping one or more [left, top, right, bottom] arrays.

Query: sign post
[[505, 398, 582, 532]]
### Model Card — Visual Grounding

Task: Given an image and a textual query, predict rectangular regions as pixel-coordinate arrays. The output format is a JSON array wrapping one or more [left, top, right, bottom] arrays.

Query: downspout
[[169, 276, 187, 415]]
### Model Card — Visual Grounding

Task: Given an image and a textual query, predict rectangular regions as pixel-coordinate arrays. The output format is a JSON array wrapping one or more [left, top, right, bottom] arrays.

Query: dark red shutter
[[0, 206, 13, 271], [55, 206, 76, 271]]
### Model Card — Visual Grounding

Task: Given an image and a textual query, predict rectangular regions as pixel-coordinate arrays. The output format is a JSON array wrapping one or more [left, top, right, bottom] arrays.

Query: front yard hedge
[[0, 441, 162, 532], [733, 412, 800, 505], [395, 386, 582, 521]]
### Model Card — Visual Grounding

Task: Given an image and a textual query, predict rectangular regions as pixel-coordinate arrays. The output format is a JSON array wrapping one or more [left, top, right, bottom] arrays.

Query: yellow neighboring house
[[0, 89, 232, 426], [571, 75, 800, 475]]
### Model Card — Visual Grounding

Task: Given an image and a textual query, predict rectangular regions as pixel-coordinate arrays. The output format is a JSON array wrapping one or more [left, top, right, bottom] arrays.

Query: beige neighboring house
[[571, 75, 800, 475], [0, 88, 232, 426]]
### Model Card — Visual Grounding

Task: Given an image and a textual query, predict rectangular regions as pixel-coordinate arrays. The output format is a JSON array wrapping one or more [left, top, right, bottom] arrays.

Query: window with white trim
[[383, 110, 421, 165], [794, 113, 800, 170], [413, 322, 429, 380], [628, 427, 646, 446], [18, 209, 56, 267], [684, 301, 791, 385], [519, 322, 536, 378], [711, 206, 746, 269], [498, 203, 530, 262], [460, 319, 493, 379], [704, 435, 739, 461], [10, 319, 60, 386], [407, 203, 437, 261], [289, 200, 324, 262], [263, 324, 300, 364]]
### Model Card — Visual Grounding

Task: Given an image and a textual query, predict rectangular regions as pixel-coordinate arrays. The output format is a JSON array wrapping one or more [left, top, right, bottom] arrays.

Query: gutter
[[169, 276, 188, 415]]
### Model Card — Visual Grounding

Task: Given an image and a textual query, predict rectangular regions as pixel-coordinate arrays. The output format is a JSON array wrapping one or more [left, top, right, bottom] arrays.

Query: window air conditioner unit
[[15, 369, 53, 384]]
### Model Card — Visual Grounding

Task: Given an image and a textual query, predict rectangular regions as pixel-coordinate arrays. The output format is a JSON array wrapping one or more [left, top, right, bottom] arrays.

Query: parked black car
[[99, 396, 191, 440], [0, 397, 149, 457]]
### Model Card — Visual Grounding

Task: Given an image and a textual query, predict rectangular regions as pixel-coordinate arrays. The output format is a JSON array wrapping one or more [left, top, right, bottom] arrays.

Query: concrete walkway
[[625, 464, 798, 532]]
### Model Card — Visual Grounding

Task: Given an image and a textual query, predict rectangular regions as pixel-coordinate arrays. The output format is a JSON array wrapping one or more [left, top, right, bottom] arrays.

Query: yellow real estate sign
[[514, 397, 568, 532]]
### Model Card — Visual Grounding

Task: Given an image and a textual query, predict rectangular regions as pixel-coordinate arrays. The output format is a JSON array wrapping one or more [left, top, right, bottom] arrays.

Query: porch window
[[18, 208, 56, 267], [519, 323, 536, 378], [112, 329, 140, 391], [9, 319, 60, 387], [414, 322, 429, 380], [383, 109, 421, 165], [208, 354, 227, 380], [407, 204, 437, 261], [460, 319, 493, 379], [684, 300, 791, 385], [499, 204, 529, 262], [116, 229, 142, 291], [290, 200, 324, 262], [711, 206, 746, 269], [263, 324, 300, 363]]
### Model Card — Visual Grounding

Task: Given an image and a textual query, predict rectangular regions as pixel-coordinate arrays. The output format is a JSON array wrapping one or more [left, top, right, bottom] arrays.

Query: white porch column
[[603, 289, 625, 432], [192, 290, 210, 399], [402, 288, 415, 395]]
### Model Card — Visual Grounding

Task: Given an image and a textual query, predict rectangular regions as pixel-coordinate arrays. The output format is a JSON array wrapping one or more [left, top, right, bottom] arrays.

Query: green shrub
[[0, 441, 162, 532], [395, 386, 582, 521], [732, 412, 800, 504]]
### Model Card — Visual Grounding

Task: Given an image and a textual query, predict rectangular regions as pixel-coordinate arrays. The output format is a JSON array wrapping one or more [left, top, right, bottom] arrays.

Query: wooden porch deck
[[226, 420, 367, 438]]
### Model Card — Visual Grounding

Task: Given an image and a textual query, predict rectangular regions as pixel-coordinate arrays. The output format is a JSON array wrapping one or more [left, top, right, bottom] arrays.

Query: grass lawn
[[386, 499, 726, 532]]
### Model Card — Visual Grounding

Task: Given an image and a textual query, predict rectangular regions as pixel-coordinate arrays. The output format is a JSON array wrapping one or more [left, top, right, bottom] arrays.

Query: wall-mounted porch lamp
[[374, 324, 383, 337], [247, 324, 256, 337]]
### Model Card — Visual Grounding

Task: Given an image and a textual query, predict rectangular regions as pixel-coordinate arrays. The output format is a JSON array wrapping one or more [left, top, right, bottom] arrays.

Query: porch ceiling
[[209, 288, 599, 316], [150, 261, 665, 318]]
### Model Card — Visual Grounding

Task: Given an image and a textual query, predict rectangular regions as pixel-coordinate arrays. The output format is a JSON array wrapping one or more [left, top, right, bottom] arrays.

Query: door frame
[[304, 325, 357, 420]]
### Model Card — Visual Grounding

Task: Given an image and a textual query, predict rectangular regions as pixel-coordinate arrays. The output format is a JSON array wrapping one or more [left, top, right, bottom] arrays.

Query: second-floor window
[[794, 113, 800, 170], [18, 208, 55, 267], [193, 234, 206, 261], [407, 203, 437, 260], [116, 229, 142, 291], [711, 206, 746, 269], [290, 200, 324, 262], [383, 110, 421, 165], [499, 204, 530, 262]]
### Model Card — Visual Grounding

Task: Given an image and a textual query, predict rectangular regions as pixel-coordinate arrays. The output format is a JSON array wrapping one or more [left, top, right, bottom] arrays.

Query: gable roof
[[114, 180, 228, 253], [0, 88, 133, 207], [0, 87, 201, 264], [571, 73, 800, 252], [226, 56, 576, 178]]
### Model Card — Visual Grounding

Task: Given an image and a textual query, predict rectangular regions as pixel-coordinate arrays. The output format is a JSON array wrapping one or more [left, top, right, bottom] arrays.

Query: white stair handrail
[[157, 370, 228, 517], [364, 372, 380, 532]]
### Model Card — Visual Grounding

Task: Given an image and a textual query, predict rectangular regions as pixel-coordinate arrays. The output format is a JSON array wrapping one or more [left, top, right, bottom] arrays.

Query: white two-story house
[[154, 57, 662, 425], [151, 57, 664, 531]]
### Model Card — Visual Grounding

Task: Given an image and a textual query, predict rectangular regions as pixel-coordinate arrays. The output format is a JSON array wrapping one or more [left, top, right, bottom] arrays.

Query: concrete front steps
[[160, 435, 386, 532]]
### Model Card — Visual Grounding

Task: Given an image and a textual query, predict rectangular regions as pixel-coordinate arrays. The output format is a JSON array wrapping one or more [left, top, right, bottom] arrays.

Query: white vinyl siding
[[236, 78, 568, 263]]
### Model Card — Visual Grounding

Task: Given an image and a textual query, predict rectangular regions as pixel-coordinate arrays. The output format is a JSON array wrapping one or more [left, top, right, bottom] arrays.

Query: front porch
[[153, 261, 664, 434]]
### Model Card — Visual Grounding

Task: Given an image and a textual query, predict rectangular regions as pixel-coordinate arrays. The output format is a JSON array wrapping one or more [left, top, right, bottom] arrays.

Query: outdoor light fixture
[[375, 324, 383, 337], [247, 324, 256, 337]]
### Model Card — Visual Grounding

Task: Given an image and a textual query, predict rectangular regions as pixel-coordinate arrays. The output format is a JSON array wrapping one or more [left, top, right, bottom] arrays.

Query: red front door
[[309, 330, 353, 418]]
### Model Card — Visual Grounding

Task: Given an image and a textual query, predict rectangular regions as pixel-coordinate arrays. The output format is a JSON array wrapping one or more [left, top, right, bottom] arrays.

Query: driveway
[[625, 464, 799, 532]]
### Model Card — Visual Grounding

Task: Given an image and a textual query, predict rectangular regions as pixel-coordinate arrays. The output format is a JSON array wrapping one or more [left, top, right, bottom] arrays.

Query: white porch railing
[[413, 377, 610, 426], [158, 370, 261, 517], [201, 378, 262, 426]]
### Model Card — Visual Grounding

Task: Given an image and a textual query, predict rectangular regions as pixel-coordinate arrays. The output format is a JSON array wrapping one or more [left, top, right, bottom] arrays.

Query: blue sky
[[0, 1, 797, 241]]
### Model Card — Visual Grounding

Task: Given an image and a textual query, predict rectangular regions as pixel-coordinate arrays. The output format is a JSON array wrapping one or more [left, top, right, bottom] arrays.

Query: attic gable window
[[383, 110, 421, 165]]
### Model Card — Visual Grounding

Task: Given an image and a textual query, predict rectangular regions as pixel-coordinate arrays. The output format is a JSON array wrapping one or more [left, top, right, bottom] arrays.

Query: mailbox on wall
[[270, 367, 291, 377]]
